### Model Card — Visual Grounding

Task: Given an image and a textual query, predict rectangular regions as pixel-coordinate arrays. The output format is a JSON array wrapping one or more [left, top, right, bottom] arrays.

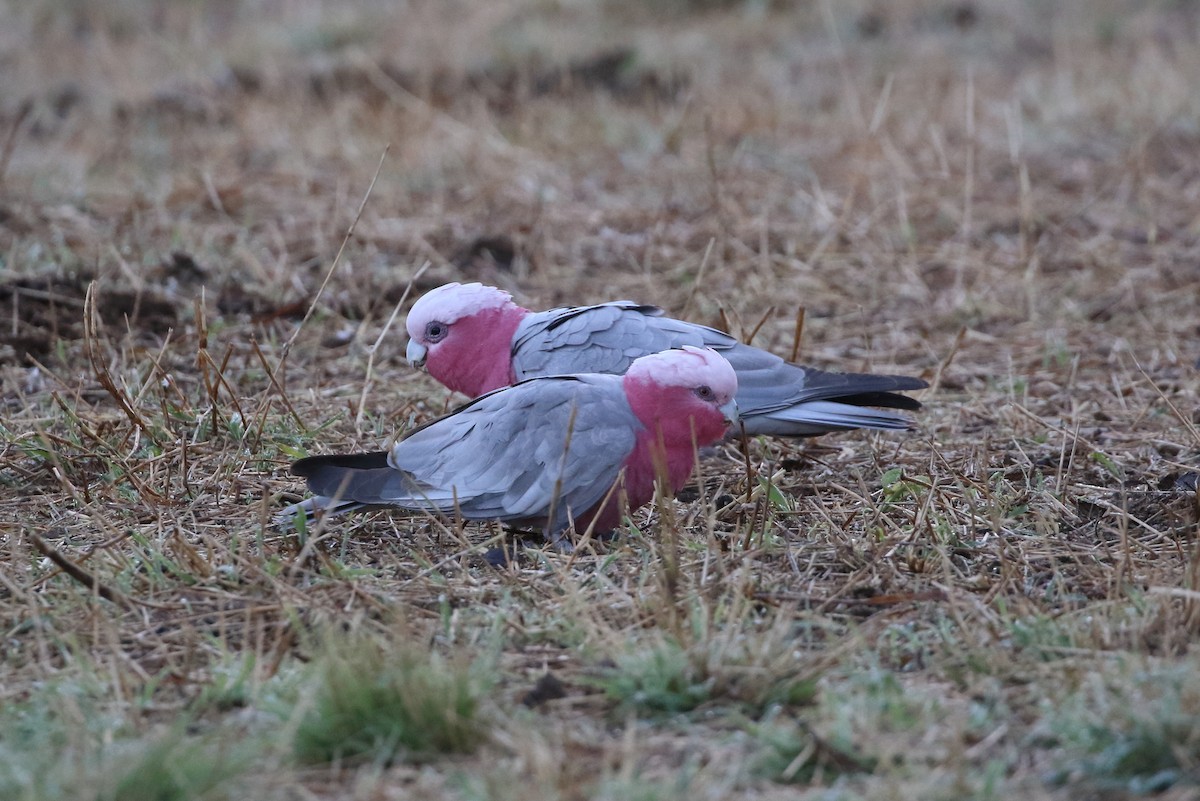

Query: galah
[[404, 282, 926, 437], [278, 346, 738, 545]]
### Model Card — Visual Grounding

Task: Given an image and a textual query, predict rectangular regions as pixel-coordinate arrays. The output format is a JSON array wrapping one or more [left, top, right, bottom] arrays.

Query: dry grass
[[2, 0, 1199, 797]]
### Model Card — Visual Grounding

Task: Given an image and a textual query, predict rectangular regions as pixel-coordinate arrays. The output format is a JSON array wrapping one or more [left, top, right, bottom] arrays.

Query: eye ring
[[425, 321, 448, 342], [693, 384, 715, 401]]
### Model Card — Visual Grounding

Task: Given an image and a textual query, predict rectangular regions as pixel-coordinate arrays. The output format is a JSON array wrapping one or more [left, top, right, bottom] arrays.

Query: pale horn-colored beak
[[720, 399, 739, 427], [406, 340, 428, 369]]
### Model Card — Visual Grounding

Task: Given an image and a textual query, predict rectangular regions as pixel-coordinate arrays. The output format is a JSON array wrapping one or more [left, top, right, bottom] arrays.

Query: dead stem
[[29, 531, 134, 610]]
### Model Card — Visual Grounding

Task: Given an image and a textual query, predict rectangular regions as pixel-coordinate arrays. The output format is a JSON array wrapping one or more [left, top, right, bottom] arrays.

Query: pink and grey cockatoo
[[278, 346, 738, 545], [404, 282, 926, 437]]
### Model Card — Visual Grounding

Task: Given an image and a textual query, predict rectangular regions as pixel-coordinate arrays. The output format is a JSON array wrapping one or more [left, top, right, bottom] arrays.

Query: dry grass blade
[[681, 238, 715, 320], [354, 260, 430, 432], [268, 145, 390, 381], [249, 334, 306, 435], [0, 97, 32, 189], [789, 305, 806, 364], [82, 282, 157, 446]]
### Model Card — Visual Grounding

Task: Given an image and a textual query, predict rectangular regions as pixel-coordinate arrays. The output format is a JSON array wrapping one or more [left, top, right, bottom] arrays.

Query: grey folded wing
[[512, 302, 710, 378], [282, 375, 640, 537], [510, 302, 926, 435]]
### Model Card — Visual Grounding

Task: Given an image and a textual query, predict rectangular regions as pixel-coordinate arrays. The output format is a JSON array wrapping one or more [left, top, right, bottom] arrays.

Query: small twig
[[649, 425, 683, 643], [564, 470, 628, 572], [9, 284, 87, 308], [717, 306, 732, 335], [956, 66, 976, 296], [268, 146, 390, 384], [703, 113, 724, 221], [249, 335, 306, 436], [926, 325, 965, 396], [198, 348, 247, 427], [789, 305, 807, 363], [680, 238, 715, 320], [29, 531, 135, 609], [192, 294, 247, 435], [355, 260, 431, 432], [83, 282, 158, 446], [545, 400, 582, 544], [0, 97, 32, 189], [1132, 355, 1200, 448], [745, 306, 775, 347], [130, 328, 174, 409], [819, 0, 867, 132], [737, 421, 757, 552], [193, 291, 224, 435]]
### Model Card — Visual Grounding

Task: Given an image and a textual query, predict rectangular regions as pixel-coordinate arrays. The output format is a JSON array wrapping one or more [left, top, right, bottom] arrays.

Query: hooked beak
[[406, 340, 428, 369], [720, 399, 739, 427]]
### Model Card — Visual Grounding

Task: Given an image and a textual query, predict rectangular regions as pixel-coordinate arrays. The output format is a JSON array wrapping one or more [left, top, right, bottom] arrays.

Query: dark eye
[[425, 321, 448, 342], [694, 385, 715, 401]]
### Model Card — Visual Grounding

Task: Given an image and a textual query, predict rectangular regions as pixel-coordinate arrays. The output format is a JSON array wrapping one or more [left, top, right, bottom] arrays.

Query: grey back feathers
[[512, 302, 926, 436]]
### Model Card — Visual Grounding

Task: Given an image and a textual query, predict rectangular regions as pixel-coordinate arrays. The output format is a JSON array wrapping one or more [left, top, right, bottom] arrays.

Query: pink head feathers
[[404, 282, 529, 397]]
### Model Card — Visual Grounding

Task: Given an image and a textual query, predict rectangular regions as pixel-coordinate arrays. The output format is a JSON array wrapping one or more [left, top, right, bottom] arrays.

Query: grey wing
[[510, 302, 926, 436], [511, 302, 721, 379], [388, 375, 640, 530]]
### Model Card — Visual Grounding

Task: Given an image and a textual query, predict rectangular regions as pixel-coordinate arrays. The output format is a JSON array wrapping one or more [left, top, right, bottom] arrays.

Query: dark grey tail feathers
[[291, 451, 390, 496], [835, 390, 923, 412]]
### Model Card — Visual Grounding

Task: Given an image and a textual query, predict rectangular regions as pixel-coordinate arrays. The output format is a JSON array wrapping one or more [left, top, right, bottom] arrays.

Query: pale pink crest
[[624, 346, 737, 402], [405, 282, 515, 339]]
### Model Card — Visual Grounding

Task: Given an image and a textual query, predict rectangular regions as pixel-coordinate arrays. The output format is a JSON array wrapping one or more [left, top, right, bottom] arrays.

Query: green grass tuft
[[595, 640, 714, 715], [94, 733, 252, 801], [0, 682, 252, 801], [1045, 658, 1200, 793], [293, 635, 494, 765], [753, 718, 877, 784], [593, 608, 820, 717]]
